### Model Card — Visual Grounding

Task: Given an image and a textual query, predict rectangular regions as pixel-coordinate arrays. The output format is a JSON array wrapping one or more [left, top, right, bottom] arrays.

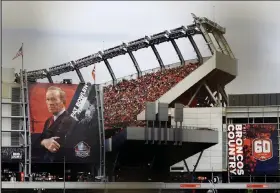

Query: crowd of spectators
[[103, 62, 198, 127]]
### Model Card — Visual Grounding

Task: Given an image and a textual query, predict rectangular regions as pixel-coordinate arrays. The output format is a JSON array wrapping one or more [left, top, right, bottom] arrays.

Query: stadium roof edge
[[25, 13, 228, 81]]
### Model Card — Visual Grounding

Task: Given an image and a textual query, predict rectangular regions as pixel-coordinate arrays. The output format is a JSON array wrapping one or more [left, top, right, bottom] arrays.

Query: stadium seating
[[103, 62, 198, 127]]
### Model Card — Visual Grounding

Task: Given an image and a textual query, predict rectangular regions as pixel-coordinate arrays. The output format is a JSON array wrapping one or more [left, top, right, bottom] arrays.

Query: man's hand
[[41, 137, 60, 153]]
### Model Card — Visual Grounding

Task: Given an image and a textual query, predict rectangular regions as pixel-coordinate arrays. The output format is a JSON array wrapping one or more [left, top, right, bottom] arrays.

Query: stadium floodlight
[[145, 35, 151, 41], [27, 69, 48, 80], [186, 28, 196, 36], [192, 13, 226, 34], [186, 25, 202, 36], [102, 44, 128, 60], [75, 52, 103, 69], [187, 24, 198, 30], [122, 42, 128, 48], [149, 30, 170, 45], [48, 61, 74, 76], [169, 26, 187, 39], [127, 37, 150, 52], [199, 17, 226, 34]]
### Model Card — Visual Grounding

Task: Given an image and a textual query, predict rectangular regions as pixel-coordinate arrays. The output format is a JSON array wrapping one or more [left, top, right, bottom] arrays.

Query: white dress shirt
[[53, 108, 65, 121]]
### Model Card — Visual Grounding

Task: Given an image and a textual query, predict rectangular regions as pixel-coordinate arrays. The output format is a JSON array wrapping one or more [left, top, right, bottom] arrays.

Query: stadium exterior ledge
[[2, 182, 279, 190], [126, 127, 218, 143], [137, 51, 238, 121]]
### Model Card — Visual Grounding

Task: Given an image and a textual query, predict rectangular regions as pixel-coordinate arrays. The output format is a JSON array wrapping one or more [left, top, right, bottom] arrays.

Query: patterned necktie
[[48, 116, 55, 128]]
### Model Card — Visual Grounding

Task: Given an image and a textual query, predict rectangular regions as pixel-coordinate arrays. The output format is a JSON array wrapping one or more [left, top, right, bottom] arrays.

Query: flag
[[12, 46, 23, 60], [92, 65, 96, 81]]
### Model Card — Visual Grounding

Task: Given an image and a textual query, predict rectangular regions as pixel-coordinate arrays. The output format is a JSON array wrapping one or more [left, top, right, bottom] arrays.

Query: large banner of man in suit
[[29, 82, 100, 163]]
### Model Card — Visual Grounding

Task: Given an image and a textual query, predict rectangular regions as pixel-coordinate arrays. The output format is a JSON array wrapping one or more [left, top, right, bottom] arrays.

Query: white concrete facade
[[170, 107, 224, 172], [1, 67, 19, 147]]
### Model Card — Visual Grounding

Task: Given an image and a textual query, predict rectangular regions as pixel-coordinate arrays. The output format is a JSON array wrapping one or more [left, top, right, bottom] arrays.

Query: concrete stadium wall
[[170, 107, 223, 172]]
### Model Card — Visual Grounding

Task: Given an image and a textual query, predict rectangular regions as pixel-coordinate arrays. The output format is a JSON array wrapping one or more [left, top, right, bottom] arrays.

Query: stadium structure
[[1, 13, 279, 193]]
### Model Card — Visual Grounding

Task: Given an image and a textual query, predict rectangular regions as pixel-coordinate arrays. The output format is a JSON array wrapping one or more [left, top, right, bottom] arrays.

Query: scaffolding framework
[[19, 70, 32, 179], [95, 84, 106, 180]]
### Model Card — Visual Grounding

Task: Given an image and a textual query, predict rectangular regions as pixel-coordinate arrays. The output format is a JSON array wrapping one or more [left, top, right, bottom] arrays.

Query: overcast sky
[[3, 1, 280, 94]]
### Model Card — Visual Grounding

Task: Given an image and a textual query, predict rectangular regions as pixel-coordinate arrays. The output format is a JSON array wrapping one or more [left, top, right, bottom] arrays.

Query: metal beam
[[183, 159, 191, 176], [103, 59, 117, 85], [46, 74, 53, 83], [217, 85, 228, 106], [20, 70, 28, 179], [191, 14, 215, 55], [71, 61, 85, 83], [95, 84, 106, 181], [192, 13, 219, 55], [2, 146, 24, 148], [170, 39, 184, 66], [182, 151, 204, 183], [218, 33, 235, 58], [0, 15, 2, 188], [128, 51, 142, 77], [215, 90, 221, 106], [2, 116, 25, 119], [151, 45, 165, 69], [193, 151, 203, 175], [198, 24, 216, 55], [1, 101, 26, 105], [111, 151, 120, 181], [187, 83, 203, 106], [188, 35, 203, 64], [212, 31, 228, 55], [45, 70, 53, 83], [1, 130, 25, 132], [204, 83, 218, 106], [24, 71, 32, 179], [75, 68, 85, 83]]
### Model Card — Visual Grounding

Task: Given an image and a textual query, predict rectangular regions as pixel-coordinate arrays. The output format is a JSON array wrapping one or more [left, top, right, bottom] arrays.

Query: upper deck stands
[[103, 62, 198, 127]]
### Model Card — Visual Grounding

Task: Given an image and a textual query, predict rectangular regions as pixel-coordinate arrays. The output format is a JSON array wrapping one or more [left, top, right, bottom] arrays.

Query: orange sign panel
[[180, 184, 201, 188], [247, 184, 268, 188]]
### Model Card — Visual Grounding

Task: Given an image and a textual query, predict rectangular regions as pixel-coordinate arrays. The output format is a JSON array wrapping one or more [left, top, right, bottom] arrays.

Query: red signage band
[[247, 184, 268, 188], [180, 184, 201, 188]]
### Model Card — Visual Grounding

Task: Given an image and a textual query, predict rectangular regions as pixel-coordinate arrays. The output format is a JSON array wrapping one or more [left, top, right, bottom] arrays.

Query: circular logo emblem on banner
[[252, 138, 273, 161]]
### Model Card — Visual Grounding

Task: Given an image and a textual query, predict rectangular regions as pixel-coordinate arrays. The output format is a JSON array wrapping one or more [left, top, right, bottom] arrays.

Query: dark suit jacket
[[39, 111, 76, 162]]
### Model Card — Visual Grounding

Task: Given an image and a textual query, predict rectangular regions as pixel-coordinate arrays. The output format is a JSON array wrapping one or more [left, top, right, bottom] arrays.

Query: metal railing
[[101, 61, 182, 87], [170, 125, 218, 131]]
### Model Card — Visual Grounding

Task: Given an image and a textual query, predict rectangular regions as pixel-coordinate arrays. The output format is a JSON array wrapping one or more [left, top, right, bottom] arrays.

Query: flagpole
[[21, 43, 24, 72], [94, 64, 96, 85]]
